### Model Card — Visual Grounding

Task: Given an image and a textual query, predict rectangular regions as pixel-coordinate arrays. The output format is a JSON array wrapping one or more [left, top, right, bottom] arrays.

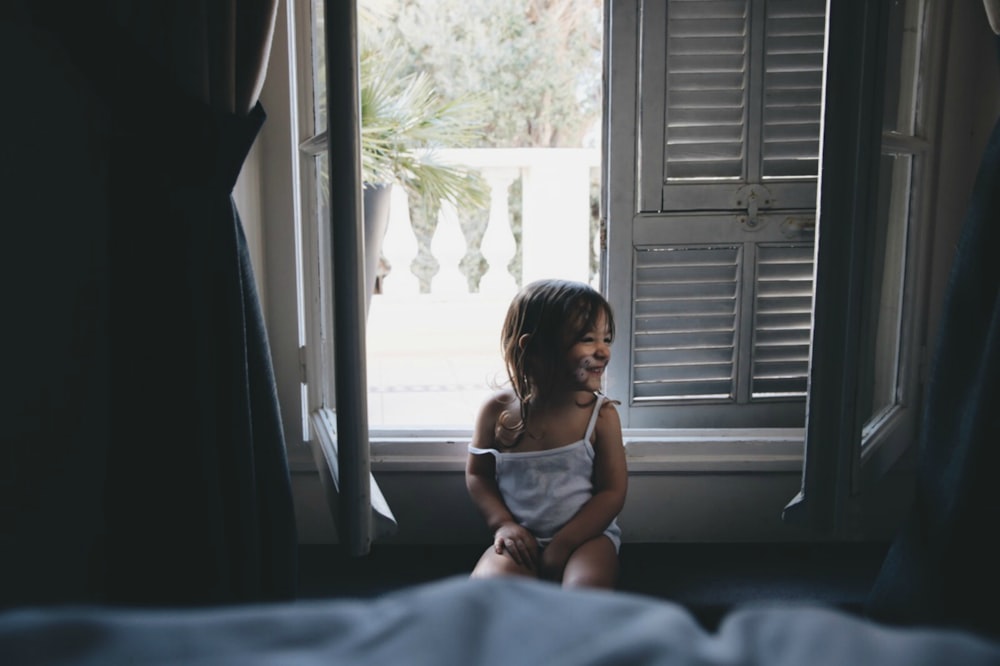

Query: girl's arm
[[546, 402, 628, 558], [466, 393, 538, 567]]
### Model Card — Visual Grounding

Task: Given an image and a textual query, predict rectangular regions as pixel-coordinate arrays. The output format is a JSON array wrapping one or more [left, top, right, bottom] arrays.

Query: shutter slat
[[751, 377, 808, 396], [636, 314, 737, 334], [755, 296, 813, 314], [637, 298, 737, 316], [635, 380, 733, 401], [635, 346, 735, 365], [754, 344, 811, 362], [635, 363, 733, 382], [670, 0, 748, 20]]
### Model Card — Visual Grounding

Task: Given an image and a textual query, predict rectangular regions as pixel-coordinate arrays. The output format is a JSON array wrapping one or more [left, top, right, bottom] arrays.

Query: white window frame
[[248, 0, 967, 544]]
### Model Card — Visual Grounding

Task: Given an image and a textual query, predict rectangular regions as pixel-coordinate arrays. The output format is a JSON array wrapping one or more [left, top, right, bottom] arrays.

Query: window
[[857, 0, 929, 470], [258, 0, 956, 545]]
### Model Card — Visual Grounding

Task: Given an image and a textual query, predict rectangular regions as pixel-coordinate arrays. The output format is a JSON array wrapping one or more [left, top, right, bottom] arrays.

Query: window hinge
[[298, 345, 308, 384]]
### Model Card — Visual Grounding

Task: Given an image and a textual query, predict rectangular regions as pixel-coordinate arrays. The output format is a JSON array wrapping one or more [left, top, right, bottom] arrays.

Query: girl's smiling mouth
[[574, 357, 606, 383]]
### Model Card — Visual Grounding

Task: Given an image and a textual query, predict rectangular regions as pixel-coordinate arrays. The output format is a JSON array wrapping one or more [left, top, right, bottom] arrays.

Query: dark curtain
[[867, 35, 1000, 639], [2, 2, 297, 606]]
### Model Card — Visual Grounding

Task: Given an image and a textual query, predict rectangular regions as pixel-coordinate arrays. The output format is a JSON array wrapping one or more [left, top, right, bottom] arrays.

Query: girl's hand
[[540, 539, 573, 581], [494, 523, 538, 569]]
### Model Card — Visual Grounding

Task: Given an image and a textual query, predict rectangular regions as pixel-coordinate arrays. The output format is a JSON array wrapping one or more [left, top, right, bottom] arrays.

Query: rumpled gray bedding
[[1, 576, 998, 665]]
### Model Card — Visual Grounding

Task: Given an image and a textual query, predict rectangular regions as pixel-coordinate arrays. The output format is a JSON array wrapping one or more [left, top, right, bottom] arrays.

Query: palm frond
[[359, 38, 489, 210]]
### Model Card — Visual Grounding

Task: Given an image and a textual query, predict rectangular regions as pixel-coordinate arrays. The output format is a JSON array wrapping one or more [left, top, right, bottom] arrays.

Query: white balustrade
[[374, 148, 600, 298]]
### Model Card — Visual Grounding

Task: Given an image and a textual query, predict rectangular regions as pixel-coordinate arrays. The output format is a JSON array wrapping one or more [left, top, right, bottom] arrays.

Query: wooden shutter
[[663, 0, 749, 182], [760, 1, 825, 179], [633, 244, 741, 401], [608, 0, 824, 428]]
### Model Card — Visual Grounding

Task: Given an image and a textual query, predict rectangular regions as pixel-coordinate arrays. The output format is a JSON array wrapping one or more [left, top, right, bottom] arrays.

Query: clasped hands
[[493, 522, 571, 581]]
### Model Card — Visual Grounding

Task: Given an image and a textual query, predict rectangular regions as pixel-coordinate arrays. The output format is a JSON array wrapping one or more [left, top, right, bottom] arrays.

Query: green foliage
[[359, 38, 489, 210], [371, 0, 603, 148]]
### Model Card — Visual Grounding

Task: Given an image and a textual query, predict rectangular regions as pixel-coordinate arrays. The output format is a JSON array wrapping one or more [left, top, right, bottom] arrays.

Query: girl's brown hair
[[496, 279, 615, 446]]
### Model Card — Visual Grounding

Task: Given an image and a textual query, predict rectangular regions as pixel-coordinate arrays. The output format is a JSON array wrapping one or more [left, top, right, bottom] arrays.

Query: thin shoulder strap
[[583, 393, 605, 441]]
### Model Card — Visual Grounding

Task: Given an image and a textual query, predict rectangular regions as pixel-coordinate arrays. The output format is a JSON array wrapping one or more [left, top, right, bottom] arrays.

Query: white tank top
[[468, 393, 622, 550]]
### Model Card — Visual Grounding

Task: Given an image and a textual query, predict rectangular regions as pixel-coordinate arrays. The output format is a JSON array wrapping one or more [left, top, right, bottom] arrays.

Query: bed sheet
[[1, 576, 998, 665]]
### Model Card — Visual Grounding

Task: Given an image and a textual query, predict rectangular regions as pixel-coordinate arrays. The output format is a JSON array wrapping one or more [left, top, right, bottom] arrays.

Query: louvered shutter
[[760, 2, 825, 179], [633, 245, 741, 401], [663, 1, 748, 181], [608, 0, 824, 428], [752, 243, 813, 397]]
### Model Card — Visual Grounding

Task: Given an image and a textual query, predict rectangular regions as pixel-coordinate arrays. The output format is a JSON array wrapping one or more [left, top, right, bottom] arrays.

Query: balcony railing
[[367, 147, 600, 428]]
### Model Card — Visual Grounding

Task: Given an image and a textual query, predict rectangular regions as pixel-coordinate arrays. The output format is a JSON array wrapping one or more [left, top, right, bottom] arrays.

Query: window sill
[[364, 428, 805, 473]]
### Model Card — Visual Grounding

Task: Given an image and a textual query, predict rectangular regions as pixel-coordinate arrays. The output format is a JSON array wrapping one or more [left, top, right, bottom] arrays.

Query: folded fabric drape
[[2, 2, 297, 606], [867, 34, 1000, 640]]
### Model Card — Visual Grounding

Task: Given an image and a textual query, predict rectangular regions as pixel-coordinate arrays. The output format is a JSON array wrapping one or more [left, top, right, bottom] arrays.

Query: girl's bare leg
[[470, 546, 538, 580], [561, 536, 619, 589]]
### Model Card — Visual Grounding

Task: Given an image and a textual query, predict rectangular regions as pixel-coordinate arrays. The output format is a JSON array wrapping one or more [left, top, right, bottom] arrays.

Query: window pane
[[881, 0, 922, 135], [860, 153, 912, 434], [359, 0, 603, 429], [311, 0, 327, 133]]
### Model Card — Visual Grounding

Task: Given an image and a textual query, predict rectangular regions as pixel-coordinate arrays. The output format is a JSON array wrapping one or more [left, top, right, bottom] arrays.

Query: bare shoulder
[[594, 396, 623, 443], [471, 389, 519, 450], [479, 389, 518, 420]]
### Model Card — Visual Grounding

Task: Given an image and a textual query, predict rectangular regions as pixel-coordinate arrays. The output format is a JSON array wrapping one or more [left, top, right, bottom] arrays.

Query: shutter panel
[[664, 0, 749, 181], [610, 0, 825, 427], [633, 245, 741, 401], [752, 243, 814, 397], [761, 0, 826, 179]]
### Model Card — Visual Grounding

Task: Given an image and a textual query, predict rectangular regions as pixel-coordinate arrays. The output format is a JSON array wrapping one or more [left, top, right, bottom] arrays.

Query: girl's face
[[566, 310, 612, 393]]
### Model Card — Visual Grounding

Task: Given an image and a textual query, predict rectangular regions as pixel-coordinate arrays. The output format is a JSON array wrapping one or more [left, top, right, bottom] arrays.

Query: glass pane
[[860, 153, 912, 435], [881, 0, 922, 135], [314, 153, 329, 242], [358, 0, 603, 428], [311, 0, 327, 133]]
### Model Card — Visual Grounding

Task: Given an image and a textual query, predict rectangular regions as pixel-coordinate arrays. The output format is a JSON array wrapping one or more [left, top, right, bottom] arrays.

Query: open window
[[784, 0, 942, 533], [269, 0, 952, 548]]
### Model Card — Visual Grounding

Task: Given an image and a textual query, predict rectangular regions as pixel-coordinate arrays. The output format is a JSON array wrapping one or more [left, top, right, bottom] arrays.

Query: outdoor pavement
[[365, 292, 511, 428]]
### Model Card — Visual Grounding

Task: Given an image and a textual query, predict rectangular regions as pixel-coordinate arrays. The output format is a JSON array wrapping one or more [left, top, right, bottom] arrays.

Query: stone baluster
[[430, 201, 468, 293], [478, 168, 520, 294], [379, 185, 421, 295]]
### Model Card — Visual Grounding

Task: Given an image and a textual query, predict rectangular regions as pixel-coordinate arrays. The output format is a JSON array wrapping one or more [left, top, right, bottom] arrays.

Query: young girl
[[466, 279, 627, 589]]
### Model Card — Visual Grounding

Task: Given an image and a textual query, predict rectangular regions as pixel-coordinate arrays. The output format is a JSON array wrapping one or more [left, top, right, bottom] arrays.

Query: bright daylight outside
[[346, 0, 604, 428]]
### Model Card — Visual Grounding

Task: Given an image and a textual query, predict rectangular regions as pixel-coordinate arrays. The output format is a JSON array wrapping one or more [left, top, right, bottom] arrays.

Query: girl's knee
[[471, 550, 536, 580], [561, 538, 619, 589], [562, 566, 616, 589]]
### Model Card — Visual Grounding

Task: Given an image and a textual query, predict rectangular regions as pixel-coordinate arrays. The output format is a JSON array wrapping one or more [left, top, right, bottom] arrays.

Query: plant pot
[[363, 183, 393, 315]]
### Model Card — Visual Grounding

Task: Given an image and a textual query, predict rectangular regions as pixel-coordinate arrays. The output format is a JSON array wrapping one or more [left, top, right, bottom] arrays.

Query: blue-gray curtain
[[867, 35, 1000, 640], [2, 2, 297, 606]]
